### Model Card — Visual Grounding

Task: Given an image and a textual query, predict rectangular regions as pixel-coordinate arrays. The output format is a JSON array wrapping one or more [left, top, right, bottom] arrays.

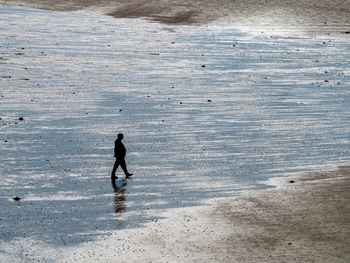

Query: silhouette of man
[[111, 133, 133, 179]]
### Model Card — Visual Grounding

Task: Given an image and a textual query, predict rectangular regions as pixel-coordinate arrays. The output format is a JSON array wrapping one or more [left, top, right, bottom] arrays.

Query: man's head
[[117, 133, 124, 140]]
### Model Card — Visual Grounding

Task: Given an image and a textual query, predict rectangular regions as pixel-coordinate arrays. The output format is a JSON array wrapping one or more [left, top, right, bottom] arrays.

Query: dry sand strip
[[207, 165, 350, 262], [109, 166, 350, 263], [1, 0, 350, 34]]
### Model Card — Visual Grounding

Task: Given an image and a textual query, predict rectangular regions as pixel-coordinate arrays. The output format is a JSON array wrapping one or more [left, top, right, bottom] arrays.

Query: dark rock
[[344, 31, 350, 34], [289, 180, 295, 183], [207, 100, 212, 102], [201, 65, 206, 67], [13, 197, 21, 201], [18, 117, 24, 121]]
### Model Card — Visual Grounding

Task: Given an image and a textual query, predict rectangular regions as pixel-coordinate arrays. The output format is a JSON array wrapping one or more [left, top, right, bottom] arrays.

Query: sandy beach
[[210, 165, 350, 262], [1, 2, 350, 262], [57, 165, 350, 262]]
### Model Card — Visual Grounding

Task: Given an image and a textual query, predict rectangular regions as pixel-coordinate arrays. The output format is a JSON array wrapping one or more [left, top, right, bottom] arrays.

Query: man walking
[[111, 133, 133, 179]]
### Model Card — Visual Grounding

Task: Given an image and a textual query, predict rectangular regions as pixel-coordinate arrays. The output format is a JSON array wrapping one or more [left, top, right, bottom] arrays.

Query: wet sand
[[1, 2, 350, 262], [106, 165, 350, 262], [62, 165, 350, 262], [1, 0, 350, 36]]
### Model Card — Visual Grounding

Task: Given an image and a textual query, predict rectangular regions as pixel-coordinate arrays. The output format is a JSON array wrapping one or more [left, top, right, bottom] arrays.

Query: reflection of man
[[111, 133, 133, 180]]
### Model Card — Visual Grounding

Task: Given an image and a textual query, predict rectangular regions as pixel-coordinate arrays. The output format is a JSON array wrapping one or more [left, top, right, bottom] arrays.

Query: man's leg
[[119, 159, 132, 177], [111, 159, 119, 179]]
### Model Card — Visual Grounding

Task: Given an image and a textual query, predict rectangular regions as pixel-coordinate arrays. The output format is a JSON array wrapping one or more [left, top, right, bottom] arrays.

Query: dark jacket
[[114, 139, 126, 159]]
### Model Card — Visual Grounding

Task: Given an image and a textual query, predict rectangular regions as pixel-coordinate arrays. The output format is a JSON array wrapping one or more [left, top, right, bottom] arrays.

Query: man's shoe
[[111, 174, 118, 180], [126, 173, 133, 178]]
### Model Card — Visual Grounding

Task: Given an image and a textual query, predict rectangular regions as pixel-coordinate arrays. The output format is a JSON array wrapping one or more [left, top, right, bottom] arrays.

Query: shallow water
[[1, 5, 350, 254]]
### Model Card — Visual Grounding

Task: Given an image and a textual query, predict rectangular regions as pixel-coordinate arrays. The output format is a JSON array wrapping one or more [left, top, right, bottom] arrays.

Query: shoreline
[[60, 165, 350, 262]]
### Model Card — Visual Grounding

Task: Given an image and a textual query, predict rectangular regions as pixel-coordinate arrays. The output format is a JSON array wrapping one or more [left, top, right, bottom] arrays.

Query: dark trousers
[[112, 158, 128, 176]]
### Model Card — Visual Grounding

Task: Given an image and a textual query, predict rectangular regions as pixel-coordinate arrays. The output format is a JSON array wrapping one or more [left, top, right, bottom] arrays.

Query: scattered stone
[[288, 242, 292, 245], [324, 80, 329, 82], [13, 197, 21, 201], [19, 117, 24, 121], [207, 100, 212, 102], [179, 101, 183, 104], [119, 109, 122, 112], [201, 65, 206, 67], [344, 31, 350, 34], [289, 180, 295, 183]]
